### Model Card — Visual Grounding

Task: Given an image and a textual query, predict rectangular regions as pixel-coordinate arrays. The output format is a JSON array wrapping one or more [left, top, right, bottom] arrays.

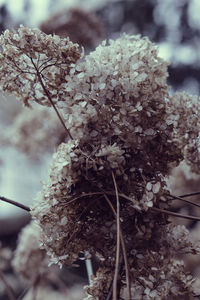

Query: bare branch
[[111, 172, 121, 300], [168, 194, 200, 208], [30, 57, 73, 140], [151, 207, 200, 221], [104, 193, 131, 300], [0, 196, 30, 212], [179, 191, 200, 198]]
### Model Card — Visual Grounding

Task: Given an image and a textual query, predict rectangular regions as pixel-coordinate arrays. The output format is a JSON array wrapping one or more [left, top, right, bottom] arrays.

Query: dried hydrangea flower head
[[1, 27, 199, 298], [84, 224, 200, 299], [3, 106, 66, 158], [12, 221, 49, 282], [0, 25, 81, 107], [30, 34, 200, 299], [60, 35, 182, 172], [167, 91, 200, 174]]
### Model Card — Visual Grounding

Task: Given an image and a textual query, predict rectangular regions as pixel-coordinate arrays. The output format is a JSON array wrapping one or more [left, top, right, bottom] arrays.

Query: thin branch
[[39, 62, 64, 73], [111, 172, 121, 300], [62, 192, 104, 205], [64, 190, 200, 223], [30, 57, 73, 140], [38, 57, 55, 71], [0, 196, 30, 212], [104, 193, 131, 300], [63, 190, 138, 207], [0, 269, 16, 300], [178, 191, 200, 198], [151, 207, 200, 221], [168, 194, 200, 208]]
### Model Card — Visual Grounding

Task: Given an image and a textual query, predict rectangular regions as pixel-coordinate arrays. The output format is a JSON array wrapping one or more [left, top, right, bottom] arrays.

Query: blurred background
[[0, 0, 200, 299]]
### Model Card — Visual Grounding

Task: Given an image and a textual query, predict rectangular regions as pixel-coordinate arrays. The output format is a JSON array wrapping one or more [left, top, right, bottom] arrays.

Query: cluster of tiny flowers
[[0, 244, 12, 271], [12, 221, 49, 282], [119, 258, 195, 300], [167, 91, 200, 174], [168, 160, 200, 194], [3, 106, 66, 158], [85, 260, 195, 300], [0, 25, 81, 106], [1, 27, 200, 298], [84, 223, 200, 299], [164, 224, 200, 254]]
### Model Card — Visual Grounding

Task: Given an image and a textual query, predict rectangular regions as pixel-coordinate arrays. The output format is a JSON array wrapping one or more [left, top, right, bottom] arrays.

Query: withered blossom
[[0, 25, 81, 107], [12, 221, 49, 282], [0, 27, 200, 299], [167, 91, 200, 174], [2, 106, 66, 158]]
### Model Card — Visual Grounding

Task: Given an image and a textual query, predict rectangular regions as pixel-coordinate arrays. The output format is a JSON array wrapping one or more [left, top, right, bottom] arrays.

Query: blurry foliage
[[0, 5, 8, 33]]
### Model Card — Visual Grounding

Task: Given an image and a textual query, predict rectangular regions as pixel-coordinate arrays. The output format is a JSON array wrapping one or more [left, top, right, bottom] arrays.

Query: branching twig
[[111, 172, 121, 300], [30, 57, 73, 140], [65, 191, 200, 222], [104, 193, 131, 300], [0, 196, 30, 212]]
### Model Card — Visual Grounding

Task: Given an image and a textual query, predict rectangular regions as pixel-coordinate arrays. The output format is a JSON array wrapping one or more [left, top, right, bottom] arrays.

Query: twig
[[151, 207, 200, 221], [30, 57, 73, 140], [178, 191, 200, 198], [168, 194, 200, 208], [104, 194, 131, 300], [0, 196, 30, 212], [63, 190, 138, 207], [0, 269, 16, 300], [66, 191, 200, 223], [111, 172, 121, 300]]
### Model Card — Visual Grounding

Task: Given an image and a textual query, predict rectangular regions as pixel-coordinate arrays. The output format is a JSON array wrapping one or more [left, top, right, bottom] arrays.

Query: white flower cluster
[[1, 27, 199, 299], [167, 91, 200, 174], [12, 221, 49, 281], [85, 248, 197, 299], [119, 258, 195, 300], [3, 106, 66, 158], [0, 244, 12, 271], [165, 224, 200, 254], [0, 25, 80, 106]]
